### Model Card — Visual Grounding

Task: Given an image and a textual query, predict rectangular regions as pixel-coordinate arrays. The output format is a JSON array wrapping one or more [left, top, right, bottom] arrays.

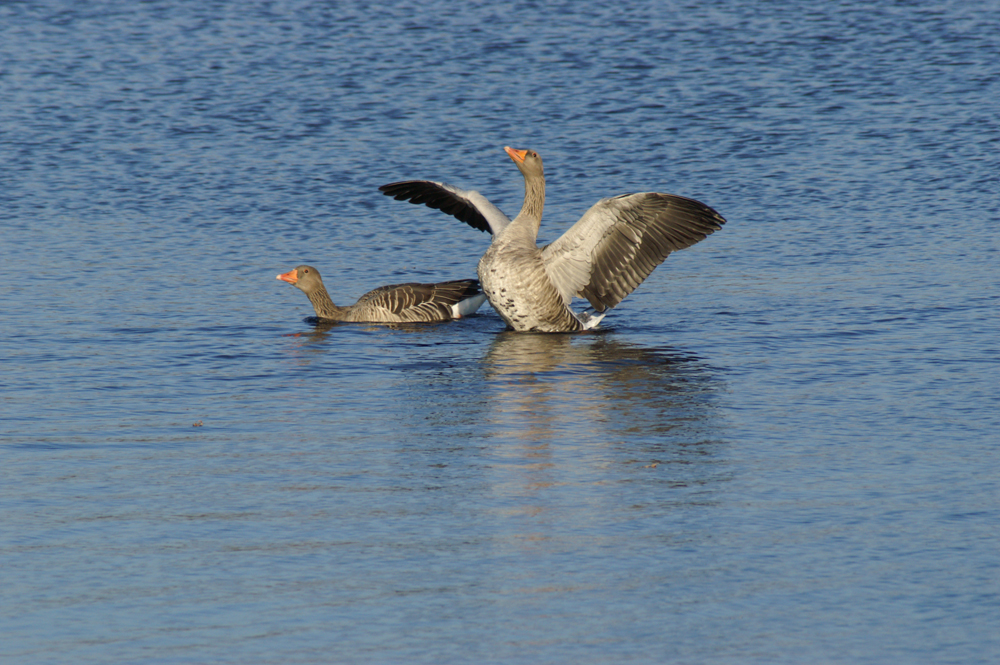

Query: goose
[[276, 265, 486, 323], [379, 147, 726, 332]]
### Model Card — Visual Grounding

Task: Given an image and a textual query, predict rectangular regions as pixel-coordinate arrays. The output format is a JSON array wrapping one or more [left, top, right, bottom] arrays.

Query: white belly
[[478, 247, 582, 333]]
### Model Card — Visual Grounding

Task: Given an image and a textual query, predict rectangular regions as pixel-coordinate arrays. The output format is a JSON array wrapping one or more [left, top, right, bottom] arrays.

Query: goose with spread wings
[[379, 147, 726, 333]]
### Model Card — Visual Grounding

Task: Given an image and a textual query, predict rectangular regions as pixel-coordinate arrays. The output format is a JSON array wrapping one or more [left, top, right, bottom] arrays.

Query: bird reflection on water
[[275, 321, 729, 539], [283, 321, 726, 463], [474, 331, 728, 547], [280, 318, 459, 350], [479, 331, 723, 457]]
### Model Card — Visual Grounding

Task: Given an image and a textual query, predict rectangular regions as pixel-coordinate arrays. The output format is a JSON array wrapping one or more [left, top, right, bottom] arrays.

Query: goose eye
[[303, 268, 309, 273]]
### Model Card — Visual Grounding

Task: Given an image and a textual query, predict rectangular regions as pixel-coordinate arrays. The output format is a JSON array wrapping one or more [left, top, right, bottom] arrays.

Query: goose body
[[276, 265, 486, 323], [380, 147, 726, 332]]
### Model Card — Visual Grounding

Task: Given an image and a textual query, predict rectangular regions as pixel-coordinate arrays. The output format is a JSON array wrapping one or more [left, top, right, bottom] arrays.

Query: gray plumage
[[381, 146, 726, 332], [276, 265, 486, 323]]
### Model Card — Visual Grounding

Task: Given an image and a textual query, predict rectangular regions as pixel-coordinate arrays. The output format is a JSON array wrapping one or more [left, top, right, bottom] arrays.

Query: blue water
[[2, 1, 998, 663]]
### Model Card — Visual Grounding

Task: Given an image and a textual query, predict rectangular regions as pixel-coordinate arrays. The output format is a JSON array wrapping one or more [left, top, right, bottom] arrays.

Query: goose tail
[[451, 293, 488, 318]]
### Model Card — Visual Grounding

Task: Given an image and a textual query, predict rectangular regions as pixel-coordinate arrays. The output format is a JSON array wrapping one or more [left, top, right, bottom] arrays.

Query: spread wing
[[379, 180, 510, 236], [541, 193, 726, 312], [356, 279, 484, 322]]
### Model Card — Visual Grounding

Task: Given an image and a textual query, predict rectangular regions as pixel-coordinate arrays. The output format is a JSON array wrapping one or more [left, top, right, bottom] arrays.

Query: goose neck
[[516, 172, 545, 233], [307, 287, 345, 319]]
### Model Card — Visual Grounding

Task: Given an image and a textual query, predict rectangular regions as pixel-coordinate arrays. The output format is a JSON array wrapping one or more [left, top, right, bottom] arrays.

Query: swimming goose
[[379, 147, 726, 332], [276, 265, 486, 323]]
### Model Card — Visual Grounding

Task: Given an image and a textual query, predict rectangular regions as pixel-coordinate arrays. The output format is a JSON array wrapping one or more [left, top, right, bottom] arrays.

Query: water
[[2, 0, 998, 662]]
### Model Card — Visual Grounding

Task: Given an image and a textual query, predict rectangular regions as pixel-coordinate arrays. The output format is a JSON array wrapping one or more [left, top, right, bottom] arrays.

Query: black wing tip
[[379, 181, 493, 234], [379, 180, 419, 190], [378, 181, 425, 199]]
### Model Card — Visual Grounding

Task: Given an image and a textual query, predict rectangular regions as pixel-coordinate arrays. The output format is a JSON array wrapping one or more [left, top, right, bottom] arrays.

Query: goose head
[[504, 146, 544, 181], [276, 265, 324, 294]]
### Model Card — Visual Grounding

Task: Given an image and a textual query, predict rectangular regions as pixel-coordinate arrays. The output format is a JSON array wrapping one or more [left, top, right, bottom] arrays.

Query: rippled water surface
[[2, 1, 998, 663]]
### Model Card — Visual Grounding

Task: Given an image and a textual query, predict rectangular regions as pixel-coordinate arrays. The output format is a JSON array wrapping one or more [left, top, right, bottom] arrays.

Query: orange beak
[[504, 146, 527, 164], [276, 268, 298, 284]]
